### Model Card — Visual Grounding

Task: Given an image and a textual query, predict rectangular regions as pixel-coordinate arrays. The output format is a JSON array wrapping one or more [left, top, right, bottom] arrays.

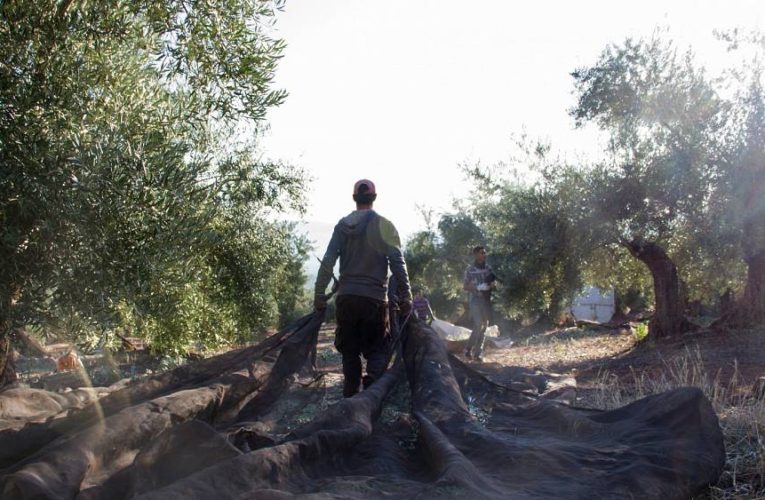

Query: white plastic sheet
[[431, 319, 500, 341]]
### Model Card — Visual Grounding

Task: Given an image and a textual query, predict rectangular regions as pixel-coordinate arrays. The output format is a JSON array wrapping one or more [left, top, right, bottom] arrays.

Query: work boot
[[362, 374, 376, 390], [464, 348, 473, 360], [342, 355, 362, 398]]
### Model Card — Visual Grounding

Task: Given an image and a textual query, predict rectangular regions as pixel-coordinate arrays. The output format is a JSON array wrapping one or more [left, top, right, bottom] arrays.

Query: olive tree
[[0, 0, 303, 382], [570, 35, 727, 337]]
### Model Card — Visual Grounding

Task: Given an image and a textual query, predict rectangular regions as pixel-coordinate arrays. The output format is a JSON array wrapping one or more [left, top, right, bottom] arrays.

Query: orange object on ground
[[56, 351, 83, 372]]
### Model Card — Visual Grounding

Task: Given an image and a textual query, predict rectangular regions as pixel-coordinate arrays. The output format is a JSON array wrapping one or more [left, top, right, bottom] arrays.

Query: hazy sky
[[262, 0, 765, 249]]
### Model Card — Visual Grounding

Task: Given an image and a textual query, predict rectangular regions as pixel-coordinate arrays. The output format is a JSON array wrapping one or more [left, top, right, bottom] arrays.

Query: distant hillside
[[299, 220, 336, 287]]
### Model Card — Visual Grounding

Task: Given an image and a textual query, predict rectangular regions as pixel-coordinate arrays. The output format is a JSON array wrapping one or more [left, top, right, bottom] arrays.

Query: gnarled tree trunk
[[739, 251, 765, 323], [11, 328, 47, 358], [622, 238, 695, 338], [0, 332, 17, 387], [717, 251, 765, 328], [0, 292, 18, 386]]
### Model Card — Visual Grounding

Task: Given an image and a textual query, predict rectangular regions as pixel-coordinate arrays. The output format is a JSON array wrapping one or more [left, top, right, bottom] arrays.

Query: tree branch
[[56, 0, 75, 21]]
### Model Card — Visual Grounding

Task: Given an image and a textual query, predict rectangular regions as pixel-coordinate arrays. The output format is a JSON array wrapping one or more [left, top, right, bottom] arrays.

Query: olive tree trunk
[[716, 251, 765, 328], [622, 238, 695, 338], [0, 292, 18, 386]]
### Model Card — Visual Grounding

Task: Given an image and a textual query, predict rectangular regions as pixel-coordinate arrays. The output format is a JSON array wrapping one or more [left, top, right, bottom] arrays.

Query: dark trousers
[[335, 295, 389, 397], [466, 296, 492, 357]]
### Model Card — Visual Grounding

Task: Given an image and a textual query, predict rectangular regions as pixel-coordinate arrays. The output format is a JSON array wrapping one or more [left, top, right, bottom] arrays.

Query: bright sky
[[262, 0, 765, 250]]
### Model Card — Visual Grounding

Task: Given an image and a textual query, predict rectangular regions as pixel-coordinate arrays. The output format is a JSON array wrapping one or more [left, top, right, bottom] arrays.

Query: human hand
[[399, 299, 413, 317]]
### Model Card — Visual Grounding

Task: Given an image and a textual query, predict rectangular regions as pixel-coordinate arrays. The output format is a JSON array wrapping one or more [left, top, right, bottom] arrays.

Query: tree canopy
[[406, 32, 765, 337], [1, 0, 307, 372]]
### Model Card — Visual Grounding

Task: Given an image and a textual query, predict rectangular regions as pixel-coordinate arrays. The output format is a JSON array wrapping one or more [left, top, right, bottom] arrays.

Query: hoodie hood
[[314, 209, 411, 303], [338, 209, 376, 236]]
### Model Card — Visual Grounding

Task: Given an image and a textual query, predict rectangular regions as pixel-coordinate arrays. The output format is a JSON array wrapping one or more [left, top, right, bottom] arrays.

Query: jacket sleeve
[[314, 225, 342, 297], [380, 218, 412, 302], [463, 266, 473, 291]]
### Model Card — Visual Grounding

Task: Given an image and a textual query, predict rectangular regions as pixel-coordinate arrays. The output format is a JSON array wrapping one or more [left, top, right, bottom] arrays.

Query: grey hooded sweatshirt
[[315, 210, 411, 303]]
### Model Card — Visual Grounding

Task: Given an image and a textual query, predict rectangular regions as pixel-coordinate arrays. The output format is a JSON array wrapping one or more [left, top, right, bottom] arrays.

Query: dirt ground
[[486, 324, 765, 396], [10, 322, 762, 432], [242, 321, 765, 427]]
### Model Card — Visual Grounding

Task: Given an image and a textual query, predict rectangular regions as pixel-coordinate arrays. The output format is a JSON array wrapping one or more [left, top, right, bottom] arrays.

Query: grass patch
[[318, 349, 342, 366], [465, 394, 492, 427], [632, 322, 649, 342]]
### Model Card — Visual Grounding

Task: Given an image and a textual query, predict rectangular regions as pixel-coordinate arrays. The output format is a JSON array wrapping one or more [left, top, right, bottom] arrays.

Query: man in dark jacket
[[314, 179, 412, 397]]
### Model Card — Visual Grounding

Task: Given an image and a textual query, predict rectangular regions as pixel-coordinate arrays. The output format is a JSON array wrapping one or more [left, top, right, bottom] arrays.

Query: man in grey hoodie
[[314, 179, 412, 397]]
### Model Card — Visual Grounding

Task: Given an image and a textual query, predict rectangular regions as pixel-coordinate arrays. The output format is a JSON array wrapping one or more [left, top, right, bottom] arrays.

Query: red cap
[[353, 179, 376, 195]]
